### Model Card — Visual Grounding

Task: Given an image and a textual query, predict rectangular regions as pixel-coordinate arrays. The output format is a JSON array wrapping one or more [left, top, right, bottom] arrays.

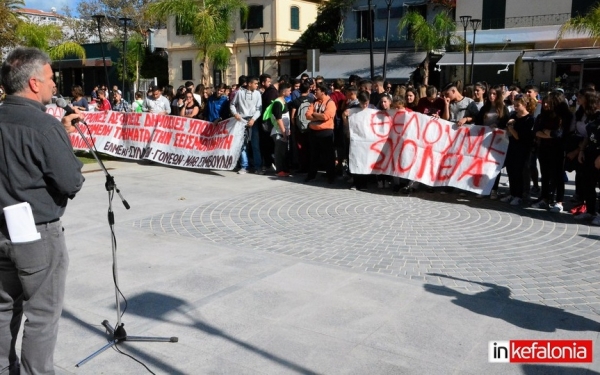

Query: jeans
[[251, 124, 262, 170], [0, 221, 69, 375]]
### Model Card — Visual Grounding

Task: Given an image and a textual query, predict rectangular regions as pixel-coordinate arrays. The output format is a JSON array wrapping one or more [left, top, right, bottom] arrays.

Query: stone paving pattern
[[132, 178, 600, 315]]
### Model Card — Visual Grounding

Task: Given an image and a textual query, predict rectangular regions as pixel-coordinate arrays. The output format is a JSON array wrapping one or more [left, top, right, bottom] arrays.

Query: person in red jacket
[[305, 83, 337, 183]]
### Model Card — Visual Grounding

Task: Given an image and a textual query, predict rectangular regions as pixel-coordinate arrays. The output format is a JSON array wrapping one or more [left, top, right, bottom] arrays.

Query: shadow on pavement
[[521, 364, 599, 375], [424, 274, 600, 333], [68, 292, 319, 374], [62, 308, 186, 375]]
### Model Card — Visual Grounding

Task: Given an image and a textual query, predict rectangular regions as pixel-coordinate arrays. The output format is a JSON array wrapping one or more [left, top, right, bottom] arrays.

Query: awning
[[301, 51, 426, 81], [52, 58, 113, 68], [436, 51, 521, 66], [522, 48, 600, 62]]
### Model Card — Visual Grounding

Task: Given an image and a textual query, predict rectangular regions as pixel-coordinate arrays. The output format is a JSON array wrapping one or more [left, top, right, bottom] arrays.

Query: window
[[182, 60, 193, 80], [356, 10, 374, 41], [241, 5, 264, 29], [376, 7, 403, 19], [175, 16, 193, 35], [482, 0, 506, 30], [291, 6, 300, 30], [572, 0, 595, 17]]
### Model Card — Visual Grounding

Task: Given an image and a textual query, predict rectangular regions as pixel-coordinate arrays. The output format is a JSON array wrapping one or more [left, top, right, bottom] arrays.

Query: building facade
[[443, 0, 600, 90], [167, 0, 322, 88]]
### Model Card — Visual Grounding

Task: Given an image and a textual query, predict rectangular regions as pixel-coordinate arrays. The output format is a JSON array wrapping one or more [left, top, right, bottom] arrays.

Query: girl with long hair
[[405, 87, 419, 111], [531, 91, 572, 212], [475, 85, 510, 199], [500, 94, 535, 205]]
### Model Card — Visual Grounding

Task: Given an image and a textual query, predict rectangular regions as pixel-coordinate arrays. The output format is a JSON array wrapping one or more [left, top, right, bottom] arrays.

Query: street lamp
[[92, 14, 110, 95], [243, 30, 253, 76], [136, 41, 143, 94], [383, 0, 395, 82], [367, 0, 374, 79], [459, 15, 471, 85], [260, 31, 269, 74], [119, 17, 131, 101], [469, 18, 481, 84]]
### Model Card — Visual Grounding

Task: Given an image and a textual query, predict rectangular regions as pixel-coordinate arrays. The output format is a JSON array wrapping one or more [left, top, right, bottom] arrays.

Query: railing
[[482, 13, 570, 30]]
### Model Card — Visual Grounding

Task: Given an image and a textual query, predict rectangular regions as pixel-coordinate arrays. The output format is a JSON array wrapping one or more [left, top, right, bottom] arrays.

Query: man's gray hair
[[1, 47, 51, 95]]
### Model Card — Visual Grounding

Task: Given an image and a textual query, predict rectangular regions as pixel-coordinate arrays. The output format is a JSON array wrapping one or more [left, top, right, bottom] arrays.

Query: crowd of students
[[64, 74, 600, 226]]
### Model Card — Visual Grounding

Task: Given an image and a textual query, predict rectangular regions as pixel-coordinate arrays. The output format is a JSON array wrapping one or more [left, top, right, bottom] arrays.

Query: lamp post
[[136, 41, 143, 94], [459, 15, 471, 85], [367, 0, 374, 79], [119, 17, 131, 101], [469, 18, 481, 85], [243, 30, 253, 76], [260, 31, 269, 74], [92, 14, 110, 93], [383, 0, 395, 82]]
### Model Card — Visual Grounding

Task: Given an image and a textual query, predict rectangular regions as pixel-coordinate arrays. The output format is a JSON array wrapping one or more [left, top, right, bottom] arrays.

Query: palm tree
[[398, 10, 457, 85], [558, 3, 600, 46], [146, 0, 247, 86], [16, 22, 86, 93]]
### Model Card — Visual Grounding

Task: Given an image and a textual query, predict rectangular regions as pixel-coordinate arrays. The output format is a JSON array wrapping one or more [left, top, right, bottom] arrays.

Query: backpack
[[295, 99, 312, 133], [262, 99, 284, 131]]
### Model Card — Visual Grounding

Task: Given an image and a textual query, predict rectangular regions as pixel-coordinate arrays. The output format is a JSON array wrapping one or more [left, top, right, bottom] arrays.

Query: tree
[[16, 22, 86, 93], [0, 0, 24, 52], [299, 0, 355, 51], [558, 3, 600, 45], [398, 10, 457, 85], [146, 0, 247, 86], [77, 0, 164, 38]]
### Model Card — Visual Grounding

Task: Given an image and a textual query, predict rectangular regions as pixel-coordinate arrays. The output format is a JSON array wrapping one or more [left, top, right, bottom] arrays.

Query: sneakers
[[255, 169, 266, 175], [574, 212, 593, 220], [276, 171, 290, 177], [510, 197, 522, 206], [549, 203, 563, 213], [490, 190, 498, 200], [592, 215, 600, 226], [500, 195, 513, 203], [530, 186, 541, 195], [531, 200, 549, 209], [237, 168, 248, 175]]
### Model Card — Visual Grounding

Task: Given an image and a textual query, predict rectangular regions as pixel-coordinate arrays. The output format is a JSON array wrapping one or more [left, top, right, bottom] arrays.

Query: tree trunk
[[422, 53, 430, 86], [201, 50, 210, 86]]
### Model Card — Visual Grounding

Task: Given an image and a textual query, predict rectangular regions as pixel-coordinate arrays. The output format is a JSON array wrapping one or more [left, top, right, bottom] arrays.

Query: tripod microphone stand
[[72, 120, 178, 368]]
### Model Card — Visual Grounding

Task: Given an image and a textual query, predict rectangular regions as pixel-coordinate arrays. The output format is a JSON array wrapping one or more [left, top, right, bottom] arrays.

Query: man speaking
[[0, 47, 84, 374]]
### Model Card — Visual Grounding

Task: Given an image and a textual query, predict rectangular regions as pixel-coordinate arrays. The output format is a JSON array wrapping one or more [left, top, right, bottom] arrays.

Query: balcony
[[482, 13, 570, 30]]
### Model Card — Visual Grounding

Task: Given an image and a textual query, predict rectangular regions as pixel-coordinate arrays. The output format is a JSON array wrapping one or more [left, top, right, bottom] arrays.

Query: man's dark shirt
[[0, 96, 84, 224]]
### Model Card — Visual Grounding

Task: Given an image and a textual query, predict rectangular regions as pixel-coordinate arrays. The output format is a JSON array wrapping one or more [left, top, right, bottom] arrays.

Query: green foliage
[[398, 10, 457, 85], [398, 10, 456, 52], [0, 0, 24, 50], [558, 3, 600, 43], [299, 0, 354, 51], [112, 35, 146, 87], [146, 0, 246, 84], [209, 45, 231, 72]]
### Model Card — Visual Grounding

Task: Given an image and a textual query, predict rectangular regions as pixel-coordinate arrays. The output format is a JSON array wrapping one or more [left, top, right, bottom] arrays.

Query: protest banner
[[47, 107, 245, 171], [348, 108, 509, 195]]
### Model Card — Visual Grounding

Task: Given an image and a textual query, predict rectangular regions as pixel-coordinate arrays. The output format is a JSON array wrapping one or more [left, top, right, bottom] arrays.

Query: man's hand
[[248, 119, 255, 127], [234, 114, 241, 121], [61, 113, 81, 134], [457, 117, 468, 127]]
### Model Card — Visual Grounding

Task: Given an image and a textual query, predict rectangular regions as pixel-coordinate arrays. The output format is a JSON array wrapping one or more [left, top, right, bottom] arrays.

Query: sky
[[25, 0, 80, 16]]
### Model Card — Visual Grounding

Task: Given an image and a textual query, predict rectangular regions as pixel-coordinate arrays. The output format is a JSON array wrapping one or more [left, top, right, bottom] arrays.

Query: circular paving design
[[133, 182, 600, 313]]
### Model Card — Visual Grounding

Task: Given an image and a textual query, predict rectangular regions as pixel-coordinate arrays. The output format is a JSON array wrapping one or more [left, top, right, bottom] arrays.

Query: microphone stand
[[73, 121, 178, 368]]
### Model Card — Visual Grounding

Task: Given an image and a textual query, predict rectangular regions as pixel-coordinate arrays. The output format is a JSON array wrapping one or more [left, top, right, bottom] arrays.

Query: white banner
[[348, 108, 509, 195], [47, 107, 245, 170]]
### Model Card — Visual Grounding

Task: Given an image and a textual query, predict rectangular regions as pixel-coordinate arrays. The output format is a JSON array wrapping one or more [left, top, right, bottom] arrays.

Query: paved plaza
[[29, 159, 600, 374]]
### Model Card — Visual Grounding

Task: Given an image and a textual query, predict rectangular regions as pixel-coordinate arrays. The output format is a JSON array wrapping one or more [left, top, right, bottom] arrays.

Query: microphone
[[55, 98, 86, 125]]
